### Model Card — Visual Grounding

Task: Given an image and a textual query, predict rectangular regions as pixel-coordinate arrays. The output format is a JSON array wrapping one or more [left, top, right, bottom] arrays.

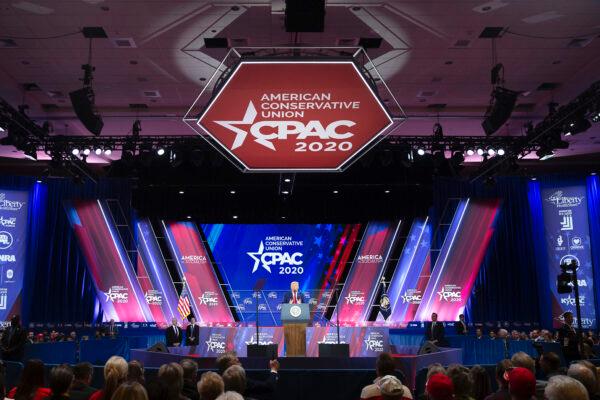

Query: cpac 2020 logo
[[191, 61, 394, 171], [247, 240, 303, 274]]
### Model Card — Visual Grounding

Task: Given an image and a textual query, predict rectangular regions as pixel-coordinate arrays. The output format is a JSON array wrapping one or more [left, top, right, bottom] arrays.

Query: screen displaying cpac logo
[[437, 285, 462, 302], [198, 291, 219, 306], [215, 100, 356, 151], [104, 286, 129, 303], [363, 333, 384, 352], [144, 290, 163, 306], [345, 290, 365, 305], [192, 61, 394, 171], [247, 238, 303, 274], [401, 289, 422, 305], [205, 334, 227, 353], [546, 191, 584, 208]]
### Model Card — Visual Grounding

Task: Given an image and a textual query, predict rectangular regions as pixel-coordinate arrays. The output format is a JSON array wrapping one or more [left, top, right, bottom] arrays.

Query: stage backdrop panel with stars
[[201, 223, 359, 325]]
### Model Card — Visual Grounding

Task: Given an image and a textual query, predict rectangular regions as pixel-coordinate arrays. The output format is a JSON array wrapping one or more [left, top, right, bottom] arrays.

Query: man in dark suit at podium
[[424, 312, 446, 346], [166, 318, 183, 347], [282, 281, 304, 304], [186, 317, 200, 346]]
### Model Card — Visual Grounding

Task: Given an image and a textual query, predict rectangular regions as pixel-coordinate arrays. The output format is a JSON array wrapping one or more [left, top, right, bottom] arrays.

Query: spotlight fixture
[[531, 177, 537, 181], [281, 190, 289, 195], [94, 148, 102, 155], [477, 148, 484, 156], [72, 148, 80, 156], [104, 148, 112, 156], [156, 148, 165, 156], [497, 148, 505, 156], [186, 215, 191, 219], [488, 148, 496, 156], [178, 190, 185, 194], [466, 149, 475, 156], [333, 189, 339, 194], [284, 178, 291, 183], [537, 148, 555, 160], [384, 189, 391, 194], [83, 148, 91, 156], [23, 145, 37, 161], [232, 215, 238, 220], [229, 190, 236, 194], [417, 148, 425, 156], [564, 117, 591, 136], [592, 111, 600, 123]]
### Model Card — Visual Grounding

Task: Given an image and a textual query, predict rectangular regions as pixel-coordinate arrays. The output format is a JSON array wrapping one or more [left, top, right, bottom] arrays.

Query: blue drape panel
[[0, 175, 133, 324], [433, 177, 543, 324], [587, 175, 600, 327]]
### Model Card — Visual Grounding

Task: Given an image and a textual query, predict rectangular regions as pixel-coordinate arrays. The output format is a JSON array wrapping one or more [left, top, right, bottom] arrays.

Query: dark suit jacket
[[424, 321, 446, 345], [186, 324, 200, 346], [282, 291, 304, 304], [246, 372, 279, 399], [166, 325, 183, 347], [182, 380, 200, 400], [455, 320, 468, 335], [558, 323, 580, 360], [1, 325, 27, 360], [69, 382, 98, 400]]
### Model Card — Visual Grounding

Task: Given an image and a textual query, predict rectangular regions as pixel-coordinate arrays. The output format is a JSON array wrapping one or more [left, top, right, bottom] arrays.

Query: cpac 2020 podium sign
[[184, 50, 404, 172]]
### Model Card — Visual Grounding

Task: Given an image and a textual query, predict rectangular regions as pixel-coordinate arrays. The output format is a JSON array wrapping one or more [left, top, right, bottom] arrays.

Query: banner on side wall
[[0, 190, 28, 325], [541, 184, 597, 329]]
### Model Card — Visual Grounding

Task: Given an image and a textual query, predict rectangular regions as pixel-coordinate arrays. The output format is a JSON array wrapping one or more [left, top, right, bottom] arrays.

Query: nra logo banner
[[190, 61, 394, 171]]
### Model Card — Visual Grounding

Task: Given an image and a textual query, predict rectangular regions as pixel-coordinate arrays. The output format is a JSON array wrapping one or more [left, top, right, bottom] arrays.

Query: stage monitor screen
[[202, 223, 357, 325]]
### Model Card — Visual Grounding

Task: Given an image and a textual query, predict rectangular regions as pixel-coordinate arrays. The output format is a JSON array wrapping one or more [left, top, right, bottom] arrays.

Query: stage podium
[[281, 303, 310, 357]]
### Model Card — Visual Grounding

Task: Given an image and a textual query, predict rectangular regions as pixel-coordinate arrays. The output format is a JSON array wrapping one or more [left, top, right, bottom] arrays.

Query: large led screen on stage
[[202, 223, 358, 325]]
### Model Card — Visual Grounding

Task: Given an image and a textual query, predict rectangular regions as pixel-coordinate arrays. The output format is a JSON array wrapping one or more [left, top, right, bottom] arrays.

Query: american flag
[[178, 284, 191, 319]]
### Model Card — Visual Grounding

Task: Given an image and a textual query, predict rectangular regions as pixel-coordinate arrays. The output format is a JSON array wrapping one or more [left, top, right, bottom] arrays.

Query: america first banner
[[541, 184, 596, 329], [0, 190, 28, 325]]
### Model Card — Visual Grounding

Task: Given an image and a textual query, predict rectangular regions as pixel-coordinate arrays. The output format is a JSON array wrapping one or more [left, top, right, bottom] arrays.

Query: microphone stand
[[255, 289, 259, 345]]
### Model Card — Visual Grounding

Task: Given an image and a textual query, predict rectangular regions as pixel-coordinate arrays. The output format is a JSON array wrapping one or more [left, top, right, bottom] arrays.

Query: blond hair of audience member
[[97, 356, 128, 400], [198, 371, 225, 400], [112, 382, 148, 400], [215, 391, 244, 400], [510, 352, 535, 374], [544, 375, 589, 400]]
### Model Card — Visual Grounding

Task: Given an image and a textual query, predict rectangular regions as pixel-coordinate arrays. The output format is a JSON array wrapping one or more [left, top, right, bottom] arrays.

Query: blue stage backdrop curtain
[[432, 177, 543, 325], [0, 175, 134, 324], [587, 175, 600, 326]]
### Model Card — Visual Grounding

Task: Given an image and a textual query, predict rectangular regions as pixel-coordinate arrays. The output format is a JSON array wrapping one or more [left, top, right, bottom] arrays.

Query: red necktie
[[293, 293, 297, 304]]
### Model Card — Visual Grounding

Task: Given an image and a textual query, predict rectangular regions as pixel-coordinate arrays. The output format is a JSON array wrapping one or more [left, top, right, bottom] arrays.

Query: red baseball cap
[[426, 373, 454, 400], [505, 367, 536, 398]]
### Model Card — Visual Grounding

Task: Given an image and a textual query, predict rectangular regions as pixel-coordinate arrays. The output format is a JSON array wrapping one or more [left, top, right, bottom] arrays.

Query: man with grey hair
[[544, 375, 589, 400], [568, 363, 598, 400], [223, 365, 250, 399]]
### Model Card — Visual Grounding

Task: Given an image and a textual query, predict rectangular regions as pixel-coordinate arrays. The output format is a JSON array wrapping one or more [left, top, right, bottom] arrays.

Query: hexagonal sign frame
[[184, 48, 405, 172]]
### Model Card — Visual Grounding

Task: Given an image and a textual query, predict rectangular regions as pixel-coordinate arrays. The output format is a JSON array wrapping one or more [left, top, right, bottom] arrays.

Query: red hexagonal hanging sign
[[188, 60, 395, 172]]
